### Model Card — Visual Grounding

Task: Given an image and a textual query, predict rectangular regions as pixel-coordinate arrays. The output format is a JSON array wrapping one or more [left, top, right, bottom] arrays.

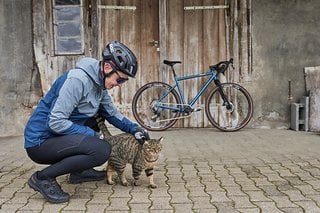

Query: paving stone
[[268, 195, 298, 208], [88, 192, 110, 205], [149, 187, 170, 198], [219, 177, 238, 187], [166, 174, 184, 183], [224, 186, 246, 196], [202, 181, 224, 191], [258, 185, 285, 196], [282, 190, 311, 201], [214, 202, 238, 213], [244, 190, 271, 202], [149, 196, 172, 210], [184, 178, 203, 187], [168, 191, 192, 204], [200, 174, 218, 182], [129, 191, 150, 204], [86, 204, 108, 212], [208, 191, 232, 203], [236, 181, 260, 191], [252, 201, 283, 212], [171, 203, 193, 212], [63, 198, 88, 211], [294, 200, 320, 211], [279, 207, 304, 213], [306, 180, 320, 190], [237, 207, 260, 213], [191, 196, 214, 209], [106, 197, 130, 211], [229, 195, 256, 209], [294, 184, 319, 195], [167, 183, 187, 193]]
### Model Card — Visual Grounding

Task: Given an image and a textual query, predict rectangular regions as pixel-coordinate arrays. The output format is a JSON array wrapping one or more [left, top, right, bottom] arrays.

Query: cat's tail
[[94, 113, 112, 138]]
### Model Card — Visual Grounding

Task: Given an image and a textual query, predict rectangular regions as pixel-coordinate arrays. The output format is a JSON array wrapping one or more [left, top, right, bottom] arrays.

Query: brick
[[245, 190, 271, 202]]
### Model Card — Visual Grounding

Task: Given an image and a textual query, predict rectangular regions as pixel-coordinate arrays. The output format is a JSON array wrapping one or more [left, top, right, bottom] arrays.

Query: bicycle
[[132, 58, 253, 132]]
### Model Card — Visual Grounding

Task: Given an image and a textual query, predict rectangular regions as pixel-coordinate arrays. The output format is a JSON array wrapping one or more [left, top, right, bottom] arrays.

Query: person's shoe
[[28, 172, 69, 203], [69, 168, 105, 184]]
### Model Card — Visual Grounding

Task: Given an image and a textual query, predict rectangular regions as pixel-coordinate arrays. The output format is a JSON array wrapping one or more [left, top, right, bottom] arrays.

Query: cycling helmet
[[102, 41, 138, 78]]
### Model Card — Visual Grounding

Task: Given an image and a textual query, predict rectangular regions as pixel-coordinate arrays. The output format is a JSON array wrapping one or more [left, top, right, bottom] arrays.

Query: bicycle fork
[[214, 80, 234, 111]]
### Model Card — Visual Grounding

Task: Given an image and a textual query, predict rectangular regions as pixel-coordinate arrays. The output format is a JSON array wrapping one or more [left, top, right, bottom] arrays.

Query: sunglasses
[[115, 71, 129, 84]]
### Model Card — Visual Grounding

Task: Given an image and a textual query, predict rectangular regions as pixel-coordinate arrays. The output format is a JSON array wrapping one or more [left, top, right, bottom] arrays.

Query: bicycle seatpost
[[170, 65, 177, 77]]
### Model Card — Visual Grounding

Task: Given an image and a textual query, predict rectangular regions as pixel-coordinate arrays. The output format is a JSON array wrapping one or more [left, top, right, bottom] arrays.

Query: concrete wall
[[250, 0, 320, 129], [0, 0, 42, 137]]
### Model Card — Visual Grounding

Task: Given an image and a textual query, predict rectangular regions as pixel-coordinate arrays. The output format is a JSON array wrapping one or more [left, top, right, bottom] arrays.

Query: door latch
[[149, 40, 159, 47]]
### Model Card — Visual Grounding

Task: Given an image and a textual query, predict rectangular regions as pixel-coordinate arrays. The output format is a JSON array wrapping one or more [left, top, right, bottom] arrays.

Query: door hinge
[[184, 5, 229, 10], [98, 5, 136, 10]]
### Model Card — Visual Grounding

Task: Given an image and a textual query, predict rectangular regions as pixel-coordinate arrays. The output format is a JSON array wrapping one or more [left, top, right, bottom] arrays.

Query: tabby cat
[[94, 114, 163, 188]]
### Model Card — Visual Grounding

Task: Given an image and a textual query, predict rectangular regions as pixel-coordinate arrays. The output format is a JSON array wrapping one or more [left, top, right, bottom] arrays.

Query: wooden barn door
[[98, 0, 160, 119], [164, 0, 228, 128]]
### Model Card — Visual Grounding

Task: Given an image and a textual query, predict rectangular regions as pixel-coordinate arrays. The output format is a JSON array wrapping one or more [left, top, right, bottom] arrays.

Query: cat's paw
[[149, 183, 157, 189], [134, 180, 142, 186], [107, 179, 114, 185], [121, 181, 129, 186]]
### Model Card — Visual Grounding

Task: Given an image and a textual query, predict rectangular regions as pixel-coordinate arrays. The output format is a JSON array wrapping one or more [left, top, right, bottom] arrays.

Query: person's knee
[[95, 142, 112, 165]]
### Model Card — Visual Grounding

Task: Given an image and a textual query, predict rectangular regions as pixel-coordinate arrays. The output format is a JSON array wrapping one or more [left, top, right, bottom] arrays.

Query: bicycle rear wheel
[[205, 83, 253, 132], [132, 82, 181, 131]]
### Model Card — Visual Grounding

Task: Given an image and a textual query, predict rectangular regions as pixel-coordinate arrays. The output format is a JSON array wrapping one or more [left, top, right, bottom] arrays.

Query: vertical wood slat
[[227, 0, 252, 83], [183, 0, 202, 127]]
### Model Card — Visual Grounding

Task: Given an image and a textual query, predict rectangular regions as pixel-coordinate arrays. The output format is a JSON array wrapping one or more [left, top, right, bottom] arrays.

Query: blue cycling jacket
[[24, 57, 138, 148]]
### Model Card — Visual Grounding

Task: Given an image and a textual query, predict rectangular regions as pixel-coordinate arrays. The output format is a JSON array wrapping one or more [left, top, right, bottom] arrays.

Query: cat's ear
[[158, 137, 164, 142]]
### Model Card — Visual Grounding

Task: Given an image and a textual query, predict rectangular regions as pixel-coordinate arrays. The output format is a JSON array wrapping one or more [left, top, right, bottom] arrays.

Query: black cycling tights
[[26, 134, 111, 179]]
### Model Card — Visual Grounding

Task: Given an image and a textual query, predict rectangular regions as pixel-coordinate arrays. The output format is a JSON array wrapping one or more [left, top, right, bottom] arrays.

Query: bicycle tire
[[132, 82, 182, 131], [205, 83, 253, 132]]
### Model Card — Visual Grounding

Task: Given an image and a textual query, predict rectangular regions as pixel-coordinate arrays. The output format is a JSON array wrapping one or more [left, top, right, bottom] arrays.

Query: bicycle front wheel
[[205, 83, 253, 132], [132, 82, 181, 131]]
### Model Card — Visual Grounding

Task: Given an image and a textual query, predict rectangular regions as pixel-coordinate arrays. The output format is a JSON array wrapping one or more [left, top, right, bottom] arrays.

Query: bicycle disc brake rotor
[[150, 99, 161, 121]]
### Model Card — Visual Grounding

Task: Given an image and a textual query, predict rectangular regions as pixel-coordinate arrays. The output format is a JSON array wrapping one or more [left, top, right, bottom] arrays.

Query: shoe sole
[[28, 177, 69, 203]]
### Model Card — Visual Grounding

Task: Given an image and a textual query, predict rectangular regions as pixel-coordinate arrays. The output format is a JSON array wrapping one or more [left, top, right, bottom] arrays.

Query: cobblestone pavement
[[1, 128, 320, 212]]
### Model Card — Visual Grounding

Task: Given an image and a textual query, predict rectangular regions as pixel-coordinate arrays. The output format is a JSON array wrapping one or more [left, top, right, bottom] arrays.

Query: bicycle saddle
[[163, 60, 181, 66]]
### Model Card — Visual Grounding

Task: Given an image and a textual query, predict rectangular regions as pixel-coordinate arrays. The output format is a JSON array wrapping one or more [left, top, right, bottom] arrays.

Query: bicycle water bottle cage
[[163, 60, 181, 66]]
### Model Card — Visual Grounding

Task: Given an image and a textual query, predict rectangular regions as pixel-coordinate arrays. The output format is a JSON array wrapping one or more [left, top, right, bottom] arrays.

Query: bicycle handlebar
[[209, 58, 234, 74]]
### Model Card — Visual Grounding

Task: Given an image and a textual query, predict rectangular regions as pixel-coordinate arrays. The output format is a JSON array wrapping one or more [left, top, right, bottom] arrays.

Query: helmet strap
[[101, 60, 117, 89]]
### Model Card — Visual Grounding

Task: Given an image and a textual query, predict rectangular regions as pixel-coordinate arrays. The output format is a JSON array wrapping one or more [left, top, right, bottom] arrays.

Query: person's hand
[[134, 127, 150, 144]]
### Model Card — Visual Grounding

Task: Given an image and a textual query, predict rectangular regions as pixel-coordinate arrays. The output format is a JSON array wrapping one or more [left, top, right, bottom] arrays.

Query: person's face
[[103, 63, 129, 89]]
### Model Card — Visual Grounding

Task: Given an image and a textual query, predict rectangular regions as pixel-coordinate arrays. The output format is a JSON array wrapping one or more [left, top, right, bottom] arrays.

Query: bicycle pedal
[[193, 107, 202, 112]]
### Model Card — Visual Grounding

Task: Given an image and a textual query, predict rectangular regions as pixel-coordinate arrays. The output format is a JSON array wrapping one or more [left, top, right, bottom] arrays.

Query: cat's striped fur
[[95, 114, 163, 188]]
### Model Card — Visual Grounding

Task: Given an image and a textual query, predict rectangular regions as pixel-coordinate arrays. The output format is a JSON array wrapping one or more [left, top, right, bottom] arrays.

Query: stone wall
[[250, 0, 320, 129]]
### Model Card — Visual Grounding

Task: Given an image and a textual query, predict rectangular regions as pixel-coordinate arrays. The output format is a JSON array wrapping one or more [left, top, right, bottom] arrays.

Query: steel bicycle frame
[[157, 69, 218, 112]]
